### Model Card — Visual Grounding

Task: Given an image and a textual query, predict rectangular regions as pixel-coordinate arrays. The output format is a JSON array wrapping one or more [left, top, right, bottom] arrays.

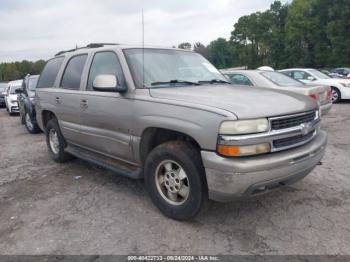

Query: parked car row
[[222, 67, 350, 105], [0, 74, 40, 134], [222, 70, 333, 115]]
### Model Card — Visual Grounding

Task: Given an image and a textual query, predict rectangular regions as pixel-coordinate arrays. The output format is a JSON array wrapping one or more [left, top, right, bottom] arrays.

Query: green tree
[[207, 38, 235, 69], [178, 42, 192, 49], [193, 42, 209, 59]]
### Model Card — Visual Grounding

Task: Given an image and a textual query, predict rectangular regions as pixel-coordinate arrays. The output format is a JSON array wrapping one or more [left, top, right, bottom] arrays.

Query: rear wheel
[[331, 87, 341, 103], [45, 119, 73, 163], [144, 141, 206, 220], [25, 112, 40, 134]]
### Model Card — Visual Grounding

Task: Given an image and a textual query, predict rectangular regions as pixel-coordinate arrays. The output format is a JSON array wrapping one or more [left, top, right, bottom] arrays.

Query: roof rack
[[55, 43, 119, 56]]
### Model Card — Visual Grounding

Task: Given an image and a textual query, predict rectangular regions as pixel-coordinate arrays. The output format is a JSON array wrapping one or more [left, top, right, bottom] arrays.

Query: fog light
[[217, 143, 271, 157]]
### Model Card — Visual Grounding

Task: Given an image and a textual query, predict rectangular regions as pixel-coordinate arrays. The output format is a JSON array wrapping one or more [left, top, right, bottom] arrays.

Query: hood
[[9, 94, 18, 100], [149, 84, 318, 119]]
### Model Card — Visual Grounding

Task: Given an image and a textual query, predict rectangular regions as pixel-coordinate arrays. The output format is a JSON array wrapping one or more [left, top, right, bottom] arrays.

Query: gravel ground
[[0, 103, 349, 255]]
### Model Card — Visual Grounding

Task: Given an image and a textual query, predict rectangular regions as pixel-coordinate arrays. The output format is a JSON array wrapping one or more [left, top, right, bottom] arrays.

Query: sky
[[0, 0, 288, 62]]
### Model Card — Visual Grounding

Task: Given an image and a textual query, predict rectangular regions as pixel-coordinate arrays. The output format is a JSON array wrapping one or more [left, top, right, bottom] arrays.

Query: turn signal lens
[[217, 143, 270, 157], [309, 94, 317, 101]]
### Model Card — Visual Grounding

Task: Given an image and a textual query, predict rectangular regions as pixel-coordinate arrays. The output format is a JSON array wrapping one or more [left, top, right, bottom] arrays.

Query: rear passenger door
[[79, 51, 134, 162], [56, 54, 88, 144]]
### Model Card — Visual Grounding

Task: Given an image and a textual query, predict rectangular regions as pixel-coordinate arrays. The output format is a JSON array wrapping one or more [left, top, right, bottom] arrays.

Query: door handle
[[80, 99, 88, 108], [55, 97, 61, 104]]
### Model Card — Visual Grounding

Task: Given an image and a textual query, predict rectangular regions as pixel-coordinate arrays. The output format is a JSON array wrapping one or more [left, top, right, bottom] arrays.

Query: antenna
[[142, 9, 145, 88]]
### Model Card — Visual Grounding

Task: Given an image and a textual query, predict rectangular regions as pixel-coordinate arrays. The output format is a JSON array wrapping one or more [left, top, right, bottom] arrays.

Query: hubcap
[[25, 113, 33, 130], [331, 89, 338, 102], [155, 160, 190, 205], [49, 129, 60, 154]]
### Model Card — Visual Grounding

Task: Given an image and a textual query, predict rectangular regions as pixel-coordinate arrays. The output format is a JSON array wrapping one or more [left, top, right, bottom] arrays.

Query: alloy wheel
[[155, 160, 190, 205]]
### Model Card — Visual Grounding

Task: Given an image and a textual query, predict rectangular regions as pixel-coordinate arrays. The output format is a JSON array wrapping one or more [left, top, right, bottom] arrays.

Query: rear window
[[261, 71, 304, 87], [37, 57, 64, 88]]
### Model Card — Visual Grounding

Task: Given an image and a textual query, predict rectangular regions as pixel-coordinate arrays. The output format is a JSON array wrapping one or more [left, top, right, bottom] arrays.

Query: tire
[[144, 141, 207, 220], [24, 112, 40, 134], [331, 87, 341, 103], [45, 119, 73, 163]]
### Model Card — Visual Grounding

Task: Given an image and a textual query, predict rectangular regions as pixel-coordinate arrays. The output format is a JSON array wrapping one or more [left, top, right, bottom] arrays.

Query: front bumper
[[8, 101, 19, 112], [202, 130, 327, 202], [320, 102, 332, 116]]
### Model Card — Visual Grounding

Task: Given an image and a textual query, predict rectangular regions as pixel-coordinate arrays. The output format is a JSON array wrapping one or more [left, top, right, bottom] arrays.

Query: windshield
[[124, 48, 227, 88], [28, 76, 39, 91], [308, 69, 330, 79], [10, 85, 21, 94], [261, 71, 304, 87]]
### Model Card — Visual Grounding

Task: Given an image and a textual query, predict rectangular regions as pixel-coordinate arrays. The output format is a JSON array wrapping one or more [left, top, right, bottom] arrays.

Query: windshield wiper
[[151, 79, 200, 86], [198, 79, 231, 84]]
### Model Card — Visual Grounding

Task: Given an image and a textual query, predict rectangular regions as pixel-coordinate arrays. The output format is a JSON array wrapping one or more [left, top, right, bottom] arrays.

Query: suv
[[36, 44, 327, 220], [17, 74, 41, 133]]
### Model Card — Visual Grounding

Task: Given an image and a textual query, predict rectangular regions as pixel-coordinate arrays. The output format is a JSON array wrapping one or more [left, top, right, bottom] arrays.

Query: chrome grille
[[273, 131, 315, 149], [271, 111, 316, 130]]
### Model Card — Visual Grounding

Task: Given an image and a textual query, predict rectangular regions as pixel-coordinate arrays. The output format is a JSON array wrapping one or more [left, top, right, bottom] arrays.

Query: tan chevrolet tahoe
[[35, 43, 327, 220]]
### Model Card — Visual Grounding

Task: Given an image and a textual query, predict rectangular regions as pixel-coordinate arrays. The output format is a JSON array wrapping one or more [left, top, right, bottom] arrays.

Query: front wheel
[[144, 141, 207, 220], [45, 119, 73, 163]]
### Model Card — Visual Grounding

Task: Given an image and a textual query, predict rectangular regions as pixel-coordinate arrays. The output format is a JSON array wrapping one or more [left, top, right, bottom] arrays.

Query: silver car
[[222, 70, 332, 116], [35, 44, 327, 220]]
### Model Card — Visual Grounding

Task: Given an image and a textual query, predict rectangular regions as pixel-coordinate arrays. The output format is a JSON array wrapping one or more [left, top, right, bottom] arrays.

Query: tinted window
[[61, 55, 87, 90], [37, 57, 64, 88], [87, 52, 125, 90], [226, 73, 253, 86]]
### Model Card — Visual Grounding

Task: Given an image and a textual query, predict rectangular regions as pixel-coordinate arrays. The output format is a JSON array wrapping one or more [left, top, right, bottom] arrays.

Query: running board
[[65, 144, 143, 179]]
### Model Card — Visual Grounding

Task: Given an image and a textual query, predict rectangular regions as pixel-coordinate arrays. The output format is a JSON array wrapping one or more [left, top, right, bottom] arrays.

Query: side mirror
[[307, 76, 315, 81], [15, 88, 24, 94], [93, 74, 126, 92]]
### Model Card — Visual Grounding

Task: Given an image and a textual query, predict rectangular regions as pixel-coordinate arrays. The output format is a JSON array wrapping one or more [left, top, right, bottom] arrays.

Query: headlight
[[217, 143, 271, 157], [219, 118, 269, 135]]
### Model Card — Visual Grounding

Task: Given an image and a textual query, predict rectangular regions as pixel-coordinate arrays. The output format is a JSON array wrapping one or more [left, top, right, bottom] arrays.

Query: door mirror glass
[[93, 74, 126, 92], [15, 88, 24, 94]]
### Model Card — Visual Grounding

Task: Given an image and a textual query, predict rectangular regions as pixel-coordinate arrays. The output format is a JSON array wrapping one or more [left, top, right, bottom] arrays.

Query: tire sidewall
[[332, 87, 341, 103], [45, 119, 68, 162], [144, 142, 205, 220], [24, 112, 39, 134]]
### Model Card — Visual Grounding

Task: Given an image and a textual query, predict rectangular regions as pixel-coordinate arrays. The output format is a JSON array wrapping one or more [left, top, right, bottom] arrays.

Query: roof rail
[[55, 43, 119, 56], [86, 43, 119, 48]]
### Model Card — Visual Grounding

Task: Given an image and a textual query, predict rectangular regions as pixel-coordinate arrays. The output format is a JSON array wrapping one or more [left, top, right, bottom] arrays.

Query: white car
[[222, 70, 332, 116], [5, 80, 23, 115], [279, 68, 350, 103]]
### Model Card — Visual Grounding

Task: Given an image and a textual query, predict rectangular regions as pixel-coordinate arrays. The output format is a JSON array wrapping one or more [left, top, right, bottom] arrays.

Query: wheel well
[[139, 128, 202, 164], [42, 110, 57, 129]]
